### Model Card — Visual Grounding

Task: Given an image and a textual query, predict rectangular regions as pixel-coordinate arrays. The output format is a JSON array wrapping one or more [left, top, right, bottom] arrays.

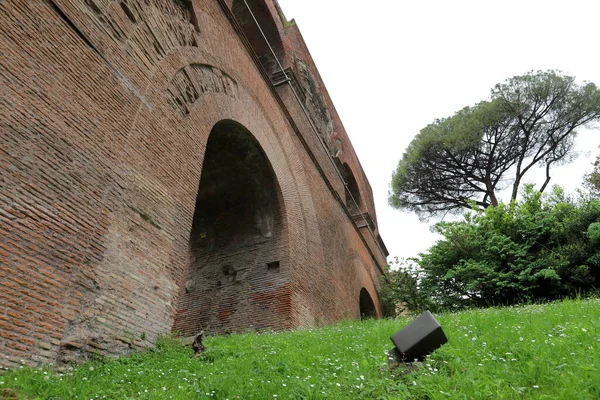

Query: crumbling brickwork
[[0, 0, 388, 367]]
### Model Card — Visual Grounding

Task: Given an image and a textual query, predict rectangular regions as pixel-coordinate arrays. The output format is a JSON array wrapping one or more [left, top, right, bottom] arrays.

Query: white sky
[[276, 0, 600, 261]]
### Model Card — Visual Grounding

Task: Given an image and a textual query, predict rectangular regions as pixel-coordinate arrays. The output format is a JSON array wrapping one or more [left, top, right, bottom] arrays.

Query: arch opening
[[359, 288, 376, 320], [343, 163, 362, 215], [174, 120, 288, 336], [232, 0, 286, 80]]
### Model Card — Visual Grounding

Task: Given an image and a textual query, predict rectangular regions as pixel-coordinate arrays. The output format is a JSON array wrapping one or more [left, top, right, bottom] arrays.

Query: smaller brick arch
[[231, 0, 286, 80], [343, 163, 362, 215], [359, 288, 376, 320]]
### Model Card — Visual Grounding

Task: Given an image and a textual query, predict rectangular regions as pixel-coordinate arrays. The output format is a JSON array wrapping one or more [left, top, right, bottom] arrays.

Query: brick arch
[[359, 288, 376, 320], [349, 258, 383, 319], [52, 48, 326, 354], [128, 55, 327, 334], [343, 163, 362, 215], [231, 0, 287, 80], [173, 119, 290, 335]]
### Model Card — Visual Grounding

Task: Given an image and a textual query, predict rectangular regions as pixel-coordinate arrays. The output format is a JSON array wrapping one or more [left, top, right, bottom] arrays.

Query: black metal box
[[390, 310, 448, 361]]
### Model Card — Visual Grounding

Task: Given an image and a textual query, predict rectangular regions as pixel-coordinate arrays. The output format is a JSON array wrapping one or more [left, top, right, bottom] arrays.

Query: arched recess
[[173, 119, 289, 335], [359, 288, 376, 320], [232, 0, 286, 80], [343, 163, 362, 215]]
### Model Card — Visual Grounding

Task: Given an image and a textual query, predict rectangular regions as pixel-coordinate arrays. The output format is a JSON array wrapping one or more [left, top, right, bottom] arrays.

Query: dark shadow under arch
[[173, 119, 289, 336], [359, 288, 376, 320]]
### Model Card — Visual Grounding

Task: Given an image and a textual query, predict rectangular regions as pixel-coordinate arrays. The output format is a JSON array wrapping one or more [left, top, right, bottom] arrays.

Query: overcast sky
[[276, 0, 600, 261]]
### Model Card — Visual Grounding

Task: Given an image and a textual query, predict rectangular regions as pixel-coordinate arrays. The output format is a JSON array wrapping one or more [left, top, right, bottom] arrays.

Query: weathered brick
[[0, 0, 387, 368]]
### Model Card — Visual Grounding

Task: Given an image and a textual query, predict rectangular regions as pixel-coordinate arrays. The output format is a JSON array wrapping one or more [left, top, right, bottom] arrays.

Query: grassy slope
[[1, 298, 598, 399]]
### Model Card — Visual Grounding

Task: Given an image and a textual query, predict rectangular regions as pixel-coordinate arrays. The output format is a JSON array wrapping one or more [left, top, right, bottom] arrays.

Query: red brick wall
[[0, 0, 386, 367]]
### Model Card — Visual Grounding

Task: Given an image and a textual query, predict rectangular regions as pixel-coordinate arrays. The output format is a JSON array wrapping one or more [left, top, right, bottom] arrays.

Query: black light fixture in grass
[[388, 311, 448, 363]]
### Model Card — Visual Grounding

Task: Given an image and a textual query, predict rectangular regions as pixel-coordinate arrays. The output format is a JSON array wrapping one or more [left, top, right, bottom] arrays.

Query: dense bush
[[414, 185, 600, 309]]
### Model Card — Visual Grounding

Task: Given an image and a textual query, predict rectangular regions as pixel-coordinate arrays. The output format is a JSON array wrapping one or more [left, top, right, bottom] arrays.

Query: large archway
[[173, 120, 289, 336]]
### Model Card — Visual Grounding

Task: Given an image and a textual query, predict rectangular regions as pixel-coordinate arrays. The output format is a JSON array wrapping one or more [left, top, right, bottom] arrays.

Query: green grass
[[1, 298, 599, 399]]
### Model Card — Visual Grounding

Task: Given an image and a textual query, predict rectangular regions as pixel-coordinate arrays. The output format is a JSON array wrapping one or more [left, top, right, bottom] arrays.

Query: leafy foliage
[[390, 70, 600, 219], [585, 157, 600, 195], [417, 185, 600, 308], [379, 258, 433, 316]]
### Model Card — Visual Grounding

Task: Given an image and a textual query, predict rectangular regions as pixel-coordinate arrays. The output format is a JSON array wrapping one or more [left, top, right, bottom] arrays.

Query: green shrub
[[417, 185, 600, 308], [588, 222, 600, 243]]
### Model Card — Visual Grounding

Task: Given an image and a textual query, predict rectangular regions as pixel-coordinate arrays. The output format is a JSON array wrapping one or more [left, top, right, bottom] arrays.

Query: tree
[[585, 156, 600, 195], [417, 186, 600, 308], [389, 70, 600, 219]]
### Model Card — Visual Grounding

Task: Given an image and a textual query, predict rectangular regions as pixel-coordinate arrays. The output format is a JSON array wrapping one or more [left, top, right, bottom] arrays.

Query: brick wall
[[0, 0, 387, 368]]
